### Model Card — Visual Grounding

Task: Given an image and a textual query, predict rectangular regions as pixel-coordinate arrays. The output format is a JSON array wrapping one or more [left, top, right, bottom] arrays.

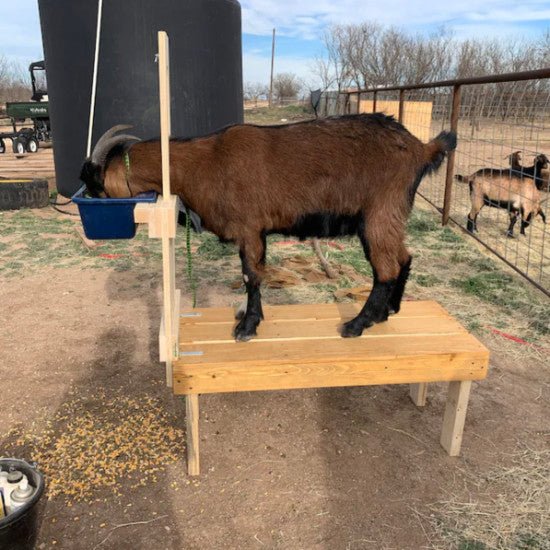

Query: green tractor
[[0, 61, 52, 155]]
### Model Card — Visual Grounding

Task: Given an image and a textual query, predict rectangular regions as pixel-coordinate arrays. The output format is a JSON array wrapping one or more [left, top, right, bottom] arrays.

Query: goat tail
[[454, 174, 470, 183], [423, 131, 457, 174], [408, 131, 457, 206]]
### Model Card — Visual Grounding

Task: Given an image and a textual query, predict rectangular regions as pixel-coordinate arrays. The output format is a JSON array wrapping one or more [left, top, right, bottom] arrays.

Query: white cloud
[[240, 0, 550, 38]]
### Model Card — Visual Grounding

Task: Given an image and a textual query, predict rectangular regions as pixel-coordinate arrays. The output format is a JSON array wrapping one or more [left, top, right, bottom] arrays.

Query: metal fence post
[[398, 89, 405, 123], [373, 91, 377, 113], [442, 84, 461, 226]]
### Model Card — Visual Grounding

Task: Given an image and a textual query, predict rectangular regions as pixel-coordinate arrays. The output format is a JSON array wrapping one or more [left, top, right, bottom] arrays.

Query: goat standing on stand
[[81, 115, 456, 341]]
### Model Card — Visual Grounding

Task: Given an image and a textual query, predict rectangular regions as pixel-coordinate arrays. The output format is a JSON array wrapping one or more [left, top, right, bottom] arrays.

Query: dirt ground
[[0, 145, 55, 179], [1, 106, 549, 549], [0, 201, 548, 550]]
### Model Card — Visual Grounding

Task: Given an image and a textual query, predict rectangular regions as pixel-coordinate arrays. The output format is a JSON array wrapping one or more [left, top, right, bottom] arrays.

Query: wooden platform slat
[[174, 303, 489, 395], [179, 301, 449, 325], [180, 315, 465, 344]]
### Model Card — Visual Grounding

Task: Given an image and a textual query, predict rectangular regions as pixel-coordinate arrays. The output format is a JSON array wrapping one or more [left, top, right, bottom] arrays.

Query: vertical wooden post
[[372, 91, 377, 113], [440, 380, 472, 456], [268, 28, 276, 108], [186, 394, 200, 475], [442, 84, 461, 226], [409, 383, 427, 407], [158, 31, 176, 387], [398, 89, 405, 123]]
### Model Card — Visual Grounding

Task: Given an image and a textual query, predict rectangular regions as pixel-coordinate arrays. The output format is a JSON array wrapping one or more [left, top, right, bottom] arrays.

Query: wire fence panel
[[319, 73, 550, 295]]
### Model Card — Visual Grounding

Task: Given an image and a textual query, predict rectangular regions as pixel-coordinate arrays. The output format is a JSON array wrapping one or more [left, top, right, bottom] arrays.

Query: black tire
[[0, 139, 5, 154], [0, 179, 49, 210], [26, 137, 39, 153], [12, 138, 26, 155]]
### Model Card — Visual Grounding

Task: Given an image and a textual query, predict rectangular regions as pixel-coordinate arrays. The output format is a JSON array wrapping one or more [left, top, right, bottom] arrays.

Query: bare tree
[[312, 55, 335, 91], [0, 56, 29, 107], [272, 72, 303, 102], [312, 21, 550, 93], [244, 81, 269, 106]]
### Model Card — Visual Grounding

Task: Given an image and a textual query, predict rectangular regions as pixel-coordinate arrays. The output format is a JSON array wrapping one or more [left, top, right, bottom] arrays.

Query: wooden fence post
[[442, 84, 461, 226], [372, 91, 377, 113]]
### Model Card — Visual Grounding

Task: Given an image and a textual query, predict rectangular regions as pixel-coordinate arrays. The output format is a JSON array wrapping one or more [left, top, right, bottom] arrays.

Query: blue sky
[[1, 1, 549, 86]]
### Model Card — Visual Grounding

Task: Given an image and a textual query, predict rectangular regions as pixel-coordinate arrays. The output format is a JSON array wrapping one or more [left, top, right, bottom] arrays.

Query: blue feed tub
[[72, 185, 157, 239]]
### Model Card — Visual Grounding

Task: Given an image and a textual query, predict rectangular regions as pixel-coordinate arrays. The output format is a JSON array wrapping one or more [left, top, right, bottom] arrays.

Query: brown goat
[[81, 114, 456, 341], [456, 156, 547, 237], [507, 151, 550, 193]]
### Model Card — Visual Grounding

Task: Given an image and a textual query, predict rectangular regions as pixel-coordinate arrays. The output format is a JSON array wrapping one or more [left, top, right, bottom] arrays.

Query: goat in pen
[[456, 154, 547, 238], [81, 114, 456, 341]]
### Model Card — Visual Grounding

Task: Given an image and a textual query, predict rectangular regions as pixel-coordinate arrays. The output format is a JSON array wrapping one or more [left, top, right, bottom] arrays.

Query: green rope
[[185, 208, 197, 308], [124, 151, 131, 173]]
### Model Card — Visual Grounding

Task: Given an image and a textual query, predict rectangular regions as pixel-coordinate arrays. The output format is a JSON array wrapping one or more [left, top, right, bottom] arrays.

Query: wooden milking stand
[[136, 32, 490, 476]]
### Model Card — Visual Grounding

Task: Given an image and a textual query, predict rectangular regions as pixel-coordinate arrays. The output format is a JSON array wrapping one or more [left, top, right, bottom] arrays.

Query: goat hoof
[[341, 319, 366, 338], [234, 330, 255, 342], [233, 317, 259, 342], [506, 232, 514, 239]]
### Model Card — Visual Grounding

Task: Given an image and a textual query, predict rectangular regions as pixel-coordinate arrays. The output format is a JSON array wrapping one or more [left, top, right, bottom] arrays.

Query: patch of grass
[[458, 541, 487, 550], [2, 261, 24, 272], [326, 238, 373, 277], [528, 308, 550, 335], [468, 257, 499, 273], [196, 234, 235, 260], [310, 283, 338, 293], [451, 271, 514, 304], [439, 227, 463, 243], [431, 447, 550, 550], [244, 104, 314, 125], [407, 209, 440, 236], [465, 318, 482, 333], [449, 252, 469, 264], [413, 273, 441, 287]]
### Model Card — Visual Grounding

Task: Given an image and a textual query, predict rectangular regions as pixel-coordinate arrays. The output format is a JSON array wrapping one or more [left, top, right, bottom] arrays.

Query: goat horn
[[93, 134, 141, 169], [91, 124, 134, 165]]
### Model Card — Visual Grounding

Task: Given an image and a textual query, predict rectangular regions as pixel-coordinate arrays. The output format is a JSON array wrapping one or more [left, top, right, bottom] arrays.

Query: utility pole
[[269, 28, 276, 108]]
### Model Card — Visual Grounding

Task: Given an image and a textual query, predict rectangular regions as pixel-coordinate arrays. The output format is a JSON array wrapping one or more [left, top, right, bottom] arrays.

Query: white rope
[[86, 0, 104, 157]]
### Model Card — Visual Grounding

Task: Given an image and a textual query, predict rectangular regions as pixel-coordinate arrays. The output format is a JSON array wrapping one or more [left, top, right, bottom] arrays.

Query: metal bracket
[[180, 312, 202, 318], [179, 351, 204, 357]]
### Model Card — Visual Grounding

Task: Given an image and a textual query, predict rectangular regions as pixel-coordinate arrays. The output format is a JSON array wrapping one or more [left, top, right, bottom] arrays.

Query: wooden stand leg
[[440, 380, 472, 456], [409, 383, 428, 406], [186, 394, 200, 475]]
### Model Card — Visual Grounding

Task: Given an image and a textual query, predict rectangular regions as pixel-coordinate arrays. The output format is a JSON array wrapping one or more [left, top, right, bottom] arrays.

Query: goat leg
[[234, 232, 266, 322], [234, 237, 265, 341], [342, 224, 399, 337], [467, 215, 476, 233], [342, 276, 396, 337], [506, 212, 519, 238], [520, 209, 533, 235], [388, 255, 412, 315]]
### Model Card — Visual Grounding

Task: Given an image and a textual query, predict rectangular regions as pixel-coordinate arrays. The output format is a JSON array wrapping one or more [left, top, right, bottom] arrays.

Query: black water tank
[[38, 0, 243, 197]]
